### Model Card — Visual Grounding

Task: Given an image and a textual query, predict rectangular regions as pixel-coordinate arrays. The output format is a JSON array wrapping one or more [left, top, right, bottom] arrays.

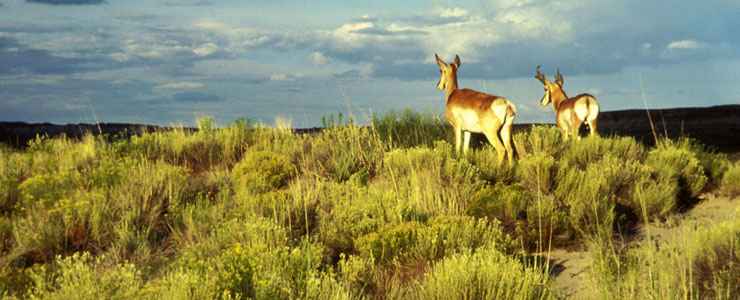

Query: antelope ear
[[435, 53, 446, 67], [453, 55, 461, 67]]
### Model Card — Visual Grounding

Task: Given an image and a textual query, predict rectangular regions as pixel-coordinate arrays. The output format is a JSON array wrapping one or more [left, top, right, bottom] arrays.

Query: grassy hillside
[[0, 111, 738, 299]]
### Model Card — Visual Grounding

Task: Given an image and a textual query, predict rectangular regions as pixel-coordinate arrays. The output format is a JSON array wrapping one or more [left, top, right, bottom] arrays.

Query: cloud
[[26, 0, 105, 5], [293, 1, 740, 80], [437, 7, 468, 18], [0, 36, 104, 75], [163, 0, 213, 7], [171, 91, 222, 103], [269, 73, 303, 81], [310, 51, 329, 65], [155, 82, 206, 90], [667, 39, 706, 50], [193, 42, 219, 57]]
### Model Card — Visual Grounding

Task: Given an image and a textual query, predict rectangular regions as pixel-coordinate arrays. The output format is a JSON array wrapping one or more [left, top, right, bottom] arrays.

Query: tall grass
[[391, 246, 551, 300], [587, 212, 739, 299], [0, 112, 735, 299]]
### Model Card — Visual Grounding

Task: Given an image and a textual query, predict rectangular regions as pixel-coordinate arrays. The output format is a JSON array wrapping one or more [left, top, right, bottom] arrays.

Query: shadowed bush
[[0, 151, 27, 216]]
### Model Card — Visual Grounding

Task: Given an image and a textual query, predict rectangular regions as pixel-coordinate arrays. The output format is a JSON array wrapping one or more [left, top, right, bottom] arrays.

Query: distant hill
[[1, 105, 739, 151]]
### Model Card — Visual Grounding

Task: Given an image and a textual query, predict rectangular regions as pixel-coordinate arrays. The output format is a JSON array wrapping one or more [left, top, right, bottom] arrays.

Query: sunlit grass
[[0, 110, 735, 299]]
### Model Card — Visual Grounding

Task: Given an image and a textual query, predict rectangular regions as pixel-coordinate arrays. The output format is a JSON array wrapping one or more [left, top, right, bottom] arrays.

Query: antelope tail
[[507, 101, 517, 117], [505, 100, 517, 122]]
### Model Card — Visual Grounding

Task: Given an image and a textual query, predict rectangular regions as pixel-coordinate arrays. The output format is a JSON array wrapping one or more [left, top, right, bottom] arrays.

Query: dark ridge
[[1, 105, 738, 151], [0, 122, 195, 148], [597, 104, 740, 151]]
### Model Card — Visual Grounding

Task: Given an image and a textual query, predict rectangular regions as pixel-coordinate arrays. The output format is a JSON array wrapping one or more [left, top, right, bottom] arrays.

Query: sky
[[1, 0, 739, 127]]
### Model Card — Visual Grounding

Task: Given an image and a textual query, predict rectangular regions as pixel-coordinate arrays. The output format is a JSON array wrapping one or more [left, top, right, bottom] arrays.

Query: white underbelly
[[453, 108, 483, 132]]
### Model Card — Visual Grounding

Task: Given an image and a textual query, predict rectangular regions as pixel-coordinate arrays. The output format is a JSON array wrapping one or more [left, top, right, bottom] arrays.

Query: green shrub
[[686, 140, 731, 187], [0, 152, 27, 214], [554, 155, 641, 238], [646, 140, 708, 198], [355, 216, 511, 264], [336, 254, 376, 297], [719, 161, 740, 197], [356, 221, 423, 264], [122, 119, 285, 172], [589, 214, 740, 299], [232, 150, 295, 195], [513, 125, 564, 158], [206, 243, 257, 299], [18, 172, 79, 210], [629, 171, 679, 221], [559, 136, 644, 170], [524, 194, 570, 248], [1, 112, 736, 299], [379, 143, 484, 216], [421, 216, 513, 258], [314, 182, 388, 258], [127, 127, 222, 171], [300, 125, 384, 182], [26, 134, 100, 174], [162, 218, 335, 299], [26, 252, 143, 300], [467, 146, 516, 183], [173, 236, 335, 300], [372, 109, 450, 149], [395, 246, 551, 300], [516, 153, 557, 194], [10, 159, 188, 266], [467, 183, 530, 225]]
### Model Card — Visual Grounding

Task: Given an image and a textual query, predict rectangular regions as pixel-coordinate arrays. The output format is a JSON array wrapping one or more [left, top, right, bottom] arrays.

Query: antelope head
[[534, 65, 565, 107], [435, 54, 461, 91]]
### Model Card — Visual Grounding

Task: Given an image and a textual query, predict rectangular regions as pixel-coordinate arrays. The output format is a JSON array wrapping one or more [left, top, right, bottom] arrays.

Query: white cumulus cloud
[[667, 39, 705, 50], [193, 42, 219, 57]]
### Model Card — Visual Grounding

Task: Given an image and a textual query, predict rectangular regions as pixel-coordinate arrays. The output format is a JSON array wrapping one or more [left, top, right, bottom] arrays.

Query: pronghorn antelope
[[435, 54, 517, 165], [534, 66, 600, 140]]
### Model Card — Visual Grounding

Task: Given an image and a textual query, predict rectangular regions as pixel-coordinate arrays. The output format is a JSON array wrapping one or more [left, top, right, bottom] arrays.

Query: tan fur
[[436, 54, 517, 165], [536, 67, 600, 140]]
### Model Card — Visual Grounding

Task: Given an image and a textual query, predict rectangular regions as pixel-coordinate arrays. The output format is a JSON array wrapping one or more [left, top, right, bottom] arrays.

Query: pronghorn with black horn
[[534, 66, 599, 140], [435, 54, 517, 165]]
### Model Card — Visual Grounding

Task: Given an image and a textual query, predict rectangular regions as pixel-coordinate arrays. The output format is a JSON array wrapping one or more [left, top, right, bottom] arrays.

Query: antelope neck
[[444, 76, 459, 103], [550, 87, 568, 111]]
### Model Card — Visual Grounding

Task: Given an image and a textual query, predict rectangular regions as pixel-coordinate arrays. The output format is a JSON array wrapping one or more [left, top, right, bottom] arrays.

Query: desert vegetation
[[0, 110, 737, 299]]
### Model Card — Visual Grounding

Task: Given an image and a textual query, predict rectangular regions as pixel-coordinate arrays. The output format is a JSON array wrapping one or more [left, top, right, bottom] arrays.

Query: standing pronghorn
[[435, 54, 517, 165], [534, 66, 600, 140]]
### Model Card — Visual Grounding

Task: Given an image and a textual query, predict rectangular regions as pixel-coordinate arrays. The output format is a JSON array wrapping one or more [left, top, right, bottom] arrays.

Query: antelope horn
[[555, 68, 564, 85], [534, 65, 547, 84]]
